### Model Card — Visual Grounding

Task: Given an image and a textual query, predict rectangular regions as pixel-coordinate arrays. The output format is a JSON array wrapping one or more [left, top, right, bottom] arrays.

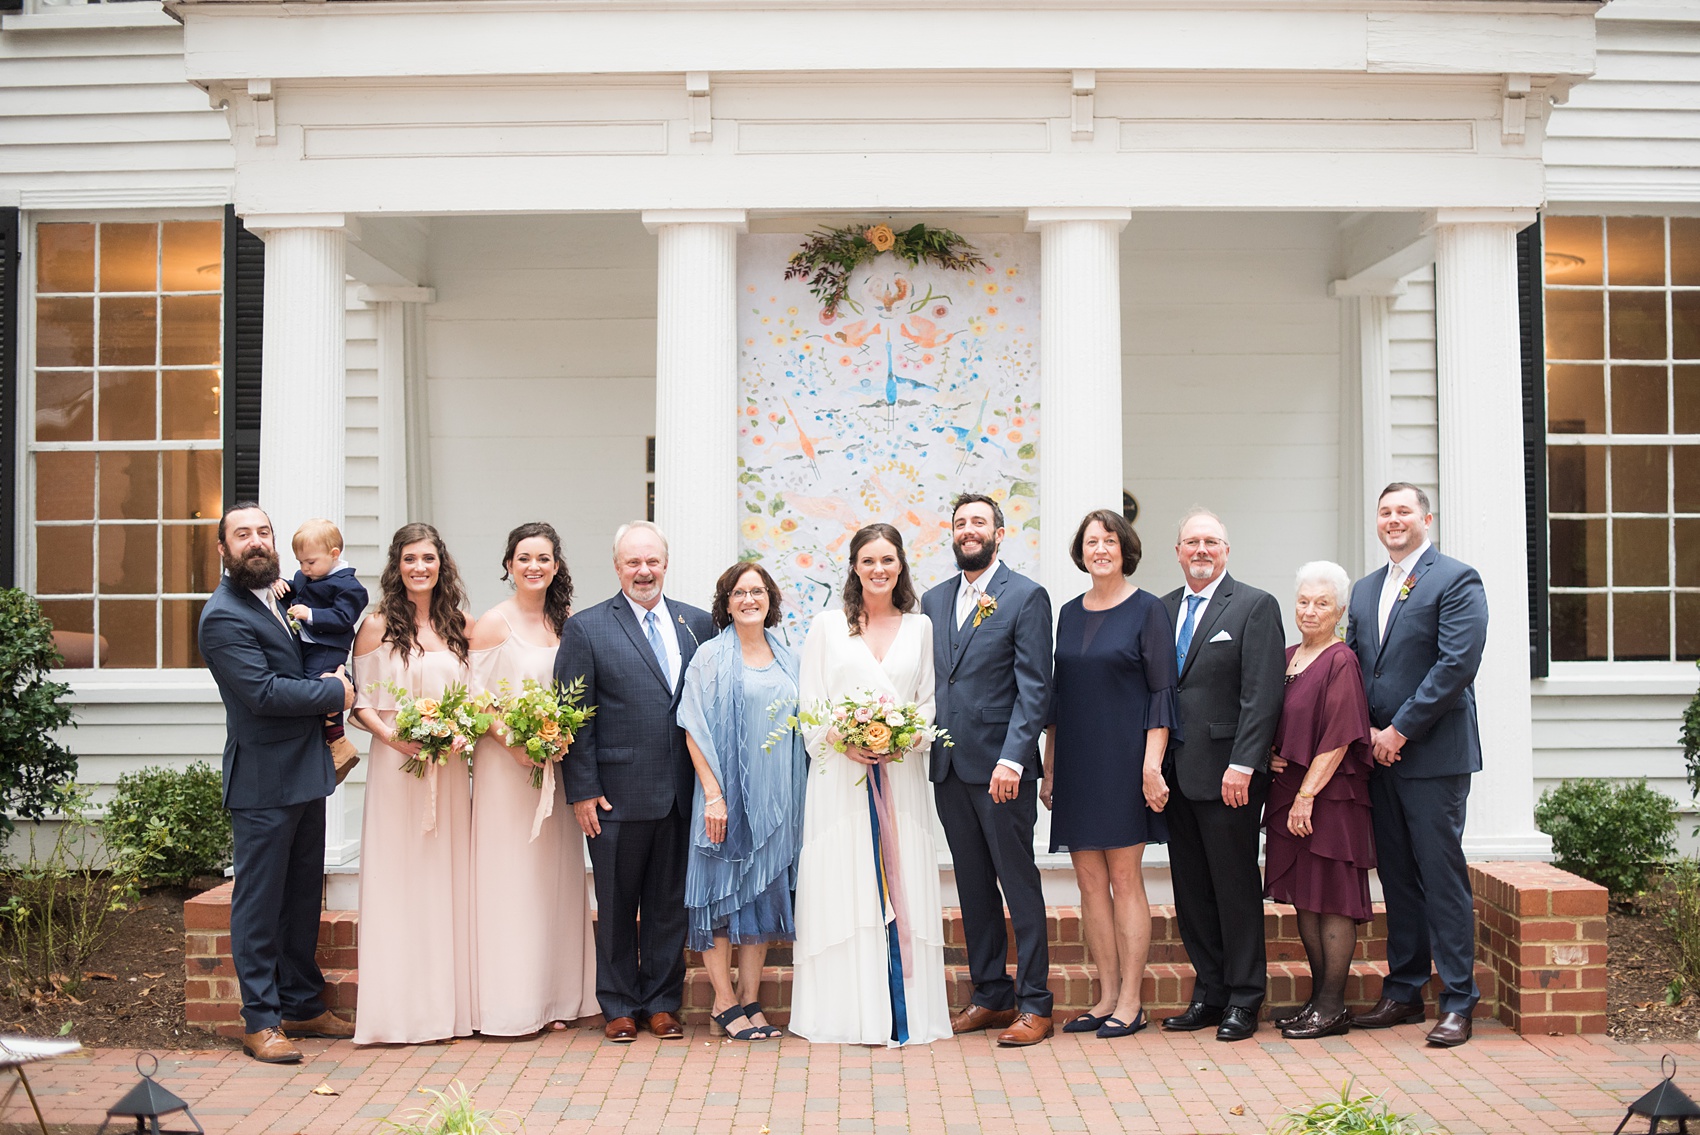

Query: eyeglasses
[[729, 588, 769, 602]]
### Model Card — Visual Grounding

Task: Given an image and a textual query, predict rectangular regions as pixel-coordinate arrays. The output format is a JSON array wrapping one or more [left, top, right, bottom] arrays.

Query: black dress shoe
[[1281, 1006, 1352, 1040], [1215, 1006, 1258, 1042], [1270, 1001, 1313, 1028], [1352, 996, 1425, 1029], [1162, 1002, 1225, 1031], [1425, 1011, 1472, 1047]]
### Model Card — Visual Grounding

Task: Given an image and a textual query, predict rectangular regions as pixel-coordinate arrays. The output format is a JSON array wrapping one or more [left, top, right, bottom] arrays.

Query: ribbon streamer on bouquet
[[866, 760, 914, 979], [530, 760, 556, 842], [421, 759, 440, 836]]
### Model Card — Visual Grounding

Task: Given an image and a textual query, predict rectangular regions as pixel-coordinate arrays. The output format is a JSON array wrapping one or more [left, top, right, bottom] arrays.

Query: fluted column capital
[[1025, 207, 1132, 231], [641, 209, 748, 234]]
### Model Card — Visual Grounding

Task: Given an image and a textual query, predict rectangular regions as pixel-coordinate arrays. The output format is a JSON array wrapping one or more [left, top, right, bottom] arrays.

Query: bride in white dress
[[790, 523, 951, 1046]]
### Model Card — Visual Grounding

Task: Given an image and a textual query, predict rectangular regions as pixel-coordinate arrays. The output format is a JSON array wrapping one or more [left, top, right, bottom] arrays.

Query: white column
[[1357, 293, 1396, 576], [245, 215, 349, 538], [642, 209, 746, 610], [1025, 208, 1132, 606], [1431, 209, 1552, 860], [246, 214, 353, 870]]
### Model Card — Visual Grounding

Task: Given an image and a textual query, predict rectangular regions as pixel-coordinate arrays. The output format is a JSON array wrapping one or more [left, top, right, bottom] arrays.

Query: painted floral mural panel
[[737, 231, 1041, 634]]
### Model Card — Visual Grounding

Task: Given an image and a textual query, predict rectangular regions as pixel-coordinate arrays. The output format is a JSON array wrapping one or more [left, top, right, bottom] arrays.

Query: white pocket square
[[1209, 629, 1233, 643]]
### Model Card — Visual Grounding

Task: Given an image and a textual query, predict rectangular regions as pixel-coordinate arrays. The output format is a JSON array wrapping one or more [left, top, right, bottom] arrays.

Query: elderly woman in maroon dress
[[1264, 560, 1375, 1040]]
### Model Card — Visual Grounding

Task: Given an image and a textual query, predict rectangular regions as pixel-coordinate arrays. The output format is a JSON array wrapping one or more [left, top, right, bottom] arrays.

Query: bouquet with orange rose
[[381, 681, 495, 778], [494, 676, 597, 790], [767, 691, 949, 763]]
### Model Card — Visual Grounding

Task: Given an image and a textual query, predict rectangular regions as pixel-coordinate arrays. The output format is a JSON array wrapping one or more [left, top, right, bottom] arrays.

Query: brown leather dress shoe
[[996, 1013, 1054, 1047], [951, 1004, 1020, 1034], [604, 1016, 638, 1043], [647, 1011, 684, 1039], [282, 1010, 355, 1039], [1351, 996, 1425, 1029], [242, 1026, 303, 1064], [1425, 1011, 1472, 1047]]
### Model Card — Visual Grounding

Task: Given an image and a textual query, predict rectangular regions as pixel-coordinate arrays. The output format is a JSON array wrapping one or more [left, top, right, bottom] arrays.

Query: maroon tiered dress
[[1263, 640, 1377, 923]]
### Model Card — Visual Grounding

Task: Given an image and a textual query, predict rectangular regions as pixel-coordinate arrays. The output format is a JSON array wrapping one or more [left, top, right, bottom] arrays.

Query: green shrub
[[1682, 659, 1700, 801], [1665, 857, 1700, 1001], [104, 763, 231, 886], [1534, 778, 1678, 901], [0, 590, 77, 833], [0, 783, 150, 1000]]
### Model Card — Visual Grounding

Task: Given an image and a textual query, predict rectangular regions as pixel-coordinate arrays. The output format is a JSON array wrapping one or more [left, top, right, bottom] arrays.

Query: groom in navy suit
[[557, 521, 715, 1042], [922, 493, 1055, 1047], [1346, 483, 1488, 1048], [198, 503, 356, 1063]]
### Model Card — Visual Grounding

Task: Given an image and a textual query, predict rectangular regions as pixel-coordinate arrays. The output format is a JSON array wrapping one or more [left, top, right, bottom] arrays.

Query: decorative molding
[[1120, 118, 1474, 153], [641, 208, 747, 232], [1501, 72, 1530, 140], [355, 284, 436, 304], [1426, 207, 1538, 229], [1071, 68, 1095, 141], [302, 121, 667, 159], [243, 212, 351, 234], [248, 78, 276, 145], [686, 70, 711, 141], [1025, 207, 1131, 229], [737, 119, 1049, 155], [17, 186, 233, 210]]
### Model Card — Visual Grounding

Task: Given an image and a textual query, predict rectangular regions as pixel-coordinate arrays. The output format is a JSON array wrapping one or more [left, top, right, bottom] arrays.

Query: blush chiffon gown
[[468, 613, 598, 1035], [351, 644, 474, 1045]]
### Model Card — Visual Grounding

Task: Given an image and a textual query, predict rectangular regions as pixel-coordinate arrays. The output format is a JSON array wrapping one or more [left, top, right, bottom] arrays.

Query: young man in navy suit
[[1346, 483, 1489, 1047], [921, 493, 1054, 1046], [556, 521, 715, 1043], [198, 504, 356, 1063]]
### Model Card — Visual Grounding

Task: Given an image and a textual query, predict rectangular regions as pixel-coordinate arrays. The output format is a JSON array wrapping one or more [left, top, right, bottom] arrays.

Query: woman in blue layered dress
[[677, 561, 808, 1041]]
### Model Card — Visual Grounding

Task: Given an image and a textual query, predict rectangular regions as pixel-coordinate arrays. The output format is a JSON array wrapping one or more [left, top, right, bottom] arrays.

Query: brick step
[[275, 958, 1500, 1032]]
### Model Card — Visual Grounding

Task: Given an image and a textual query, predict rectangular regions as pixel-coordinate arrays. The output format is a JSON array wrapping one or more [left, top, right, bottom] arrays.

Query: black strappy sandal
[[743, 1002, 783, 1039], [711, 1005, 768, 1041]]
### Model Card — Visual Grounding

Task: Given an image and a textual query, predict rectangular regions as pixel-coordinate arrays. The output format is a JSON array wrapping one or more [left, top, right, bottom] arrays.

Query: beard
[[225, 545, 281, 590], [953, 534, 997, 573]]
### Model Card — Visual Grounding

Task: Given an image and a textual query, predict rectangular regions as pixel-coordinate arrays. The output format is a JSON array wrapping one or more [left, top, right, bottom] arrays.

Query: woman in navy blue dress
[[1041, 509, 1178, 1039]]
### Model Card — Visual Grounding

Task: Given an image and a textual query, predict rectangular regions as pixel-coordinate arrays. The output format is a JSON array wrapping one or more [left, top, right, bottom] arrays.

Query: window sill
[[2, 5, 175, 31], [1534, 661, 1700, 698]]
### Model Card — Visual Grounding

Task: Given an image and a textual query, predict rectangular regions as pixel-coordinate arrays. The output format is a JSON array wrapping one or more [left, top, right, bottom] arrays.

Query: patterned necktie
[[643, 609, 670, 680], [1175, 593, 1205, 673]]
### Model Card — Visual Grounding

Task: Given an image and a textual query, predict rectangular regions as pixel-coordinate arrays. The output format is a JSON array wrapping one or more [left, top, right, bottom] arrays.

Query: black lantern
[[95, 1053, 205, 1135], [1616, 1055, 1700, 1135]]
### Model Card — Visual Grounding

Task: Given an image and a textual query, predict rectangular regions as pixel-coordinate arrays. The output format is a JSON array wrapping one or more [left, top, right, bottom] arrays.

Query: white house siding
[[423, 214, 658, 616], [1122, 211, 1343, 614], [1387, 267, 1439, 501], [0, 11, 230, 207]]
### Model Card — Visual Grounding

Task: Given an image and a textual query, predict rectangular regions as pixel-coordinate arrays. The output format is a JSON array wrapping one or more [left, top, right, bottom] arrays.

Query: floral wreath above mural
[[784, 222, 987, 319]]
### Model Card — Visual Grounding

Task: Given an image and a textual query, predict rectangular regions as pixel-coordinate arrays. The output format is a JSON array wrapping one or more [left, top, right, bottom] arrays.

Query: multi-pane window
[[1543, 215, 1700, 662], [30, 220, 224, 668]]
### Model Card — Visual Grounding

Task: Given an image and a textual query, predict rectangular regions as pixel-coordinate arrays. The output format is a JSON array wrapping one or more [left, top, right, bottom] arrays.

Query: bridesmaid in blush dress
[[348, 523, 475, 1045], [468, 523, 597, 1036]]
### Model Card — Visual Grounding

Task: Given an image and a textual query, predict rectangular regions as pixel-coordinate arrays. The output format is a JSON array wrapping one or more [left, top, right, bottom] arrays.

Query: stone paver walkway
[[21, 1023, 1698, 1134]]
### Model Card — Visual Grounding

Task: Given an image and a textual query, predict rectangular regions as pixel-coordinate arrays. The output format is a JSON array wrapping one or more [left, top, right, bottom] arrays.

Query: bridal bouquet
[[381, 682, 497, 778], [494, 676, 597, 790], [768, 691, 950, 761]]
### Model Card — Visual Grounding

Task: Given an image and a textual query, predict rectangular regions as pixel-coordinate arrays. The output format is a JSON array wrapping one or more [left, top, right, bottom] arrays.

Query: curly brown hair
[[711, 561, 783, 631], [841, 523, 917, 635], [377, 522, 471, 662], [501, 521, 574, 633]]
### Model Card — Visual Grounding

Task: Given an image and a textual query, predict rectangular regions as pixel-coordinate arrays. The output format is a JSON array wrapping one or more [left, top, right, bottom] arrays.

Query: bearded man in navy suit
[[556, 521, 715, 1043], [921, 493, 1054, 1047], [198, 503, 357, 1063], [1345, 483, 1488, 1048]]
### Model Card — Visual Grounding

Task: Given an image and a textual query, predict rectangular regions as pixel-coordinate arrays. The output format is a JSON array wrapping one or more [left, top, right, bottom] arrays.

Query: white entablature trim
[[170, 3, 1600, 83], [243, 212, 355, 235]]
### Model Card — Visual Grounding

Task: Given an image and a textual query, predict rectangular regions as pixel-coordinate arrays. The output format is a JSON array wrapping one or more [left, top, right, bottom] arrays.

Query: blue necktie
[[1176, 594, 1204, 673], [643, 609, 670, 682]]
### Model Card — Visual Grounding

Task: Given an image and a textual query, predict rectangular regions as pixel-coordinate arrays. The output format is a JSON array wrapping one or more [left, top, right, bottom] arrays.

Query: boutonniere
[[288, 618, 303, 636], [972, 591, 998, 628], [1397, 573, 1418, 603]]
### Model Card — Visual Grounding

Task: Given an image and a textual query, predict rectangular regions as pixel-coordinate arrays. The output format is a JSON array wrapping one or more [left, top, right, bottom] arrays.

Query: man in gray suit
[[922, 493, 1054, 1047], [1346, 482, 1488, 1047], [556, 521, 715, 1043], [1160, 509, 1285, 1042], [198, 503, 356, 1063]]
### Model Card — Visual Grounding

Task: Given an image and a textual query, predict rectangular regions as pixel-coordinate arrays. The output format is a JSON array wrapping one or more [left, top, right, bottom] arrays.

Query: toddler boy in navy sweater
[[271, 518, 369, 777]]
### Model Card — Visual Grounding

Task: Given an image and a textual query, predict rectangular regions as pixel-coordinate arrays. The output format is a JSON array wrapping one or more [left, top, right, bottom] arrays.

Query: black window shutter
[[0, 207, 19, 590], [1517, 220, 1549, 679], [223, 206, 264, 508]]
